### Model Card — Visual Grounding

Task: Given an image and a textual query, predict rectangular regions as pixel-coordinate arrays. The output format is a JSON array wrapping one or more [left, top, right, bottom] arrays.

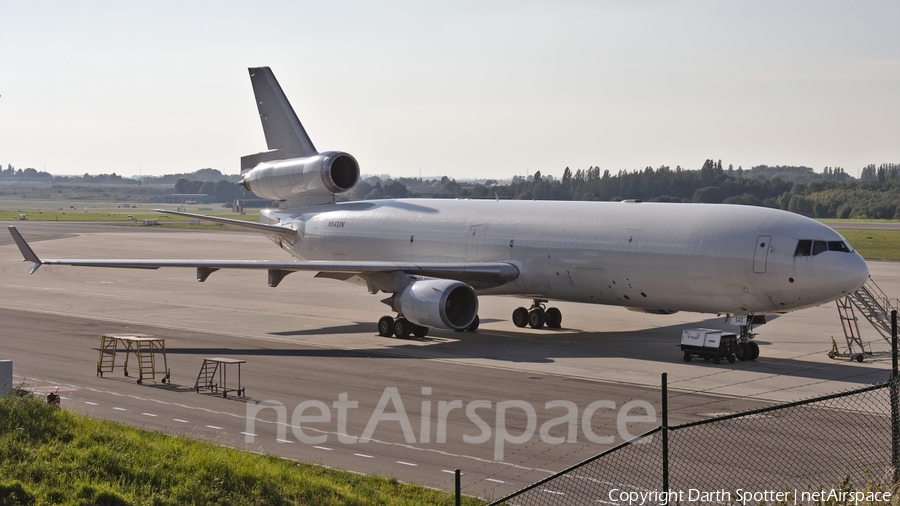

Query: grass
[[0, 390, 486, 506], [835, 229, 900, 261], [0, 199, 261, 232]]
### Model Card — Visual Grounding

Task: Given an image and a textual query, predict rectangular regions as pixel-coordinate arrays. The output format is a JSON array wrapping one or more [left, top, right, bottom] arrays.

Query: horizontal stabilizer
[[154, 210, 296, 239]]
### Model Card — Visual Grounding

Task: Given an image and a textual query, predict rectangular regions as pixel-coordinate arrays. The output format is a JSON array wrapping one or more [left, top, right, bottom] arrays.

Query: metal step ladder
[[835, 276, 898, 357], [136, 341, 155, 383], [195, 360, 220, 392]]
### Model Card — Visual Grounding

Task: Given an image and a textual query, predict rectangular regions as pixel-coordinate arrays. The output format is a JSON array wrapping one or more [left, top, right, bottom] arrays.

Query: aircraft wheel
[[545, 307, 562, 328], [413, 325, 429, 338], [378, 316, 395, 337], [512, 307, 529, 328], [683, 353, 692, 362], [394, 318, 412, 339], [528, 308, 545, 329], [466, 315, 480, 332], [748, 341, 760, 361], [735, 343, 749, 361]]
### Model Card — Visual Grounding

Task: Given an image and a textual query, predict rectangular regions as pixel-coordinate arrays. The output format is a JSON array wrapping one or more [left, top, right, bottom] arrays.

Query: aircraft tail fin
[[242, 67, 317, 172]]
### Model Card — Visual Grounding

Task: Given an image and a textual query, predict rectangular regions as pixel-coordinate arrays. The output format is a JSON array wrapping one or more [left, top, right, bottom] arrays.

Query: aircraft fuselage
[[262, 198, 868, 316]]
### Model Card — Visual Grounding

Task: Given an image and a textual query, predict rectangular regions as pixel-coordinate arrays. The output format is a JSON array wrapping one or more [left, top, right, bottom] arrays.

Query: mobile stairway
[[834, 276, 898, 361]]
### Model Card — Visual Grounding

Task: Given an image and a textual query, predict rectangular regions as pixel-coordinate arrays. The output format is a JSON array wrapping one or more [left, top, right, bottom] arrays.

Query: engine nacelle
[[240, 151, 359, 201], [391, 279, 478, 330]]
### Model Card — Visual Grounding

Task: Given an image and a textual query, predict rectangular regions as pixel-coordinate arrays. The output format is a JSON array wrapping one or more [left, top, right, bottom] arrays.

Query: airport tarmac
[[1, 222, 896, 498]]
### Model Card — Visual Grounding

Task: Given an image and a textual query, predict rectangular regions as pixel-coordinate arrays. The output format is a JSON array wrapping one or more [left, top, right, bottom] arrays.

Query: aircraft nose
[[838, 253, 869, 293]]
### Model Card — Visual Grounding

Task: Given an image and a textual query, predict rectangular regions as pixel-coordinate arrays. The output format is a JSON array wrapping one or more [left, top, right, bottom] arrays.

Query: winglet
[[7, 226, 43, 274]]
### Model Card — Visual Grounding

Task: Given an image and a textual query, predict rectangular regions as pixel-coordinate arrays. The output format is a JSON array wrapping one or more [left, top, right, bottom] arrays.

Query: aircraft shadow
[[165, 316, 893, 387], [280, 316, 889, 386]]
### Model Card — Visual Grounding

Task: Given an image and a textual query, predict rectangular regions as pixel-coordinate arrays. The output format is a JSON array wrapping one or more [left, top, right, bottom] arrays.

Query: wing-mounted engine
[[389, 279, 479, 331], [239, 151, 359, 201]]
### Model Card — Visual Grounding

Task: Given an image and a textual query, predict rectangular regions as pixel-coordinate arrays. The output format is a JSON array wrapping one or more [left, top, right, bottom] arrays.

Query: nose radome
[[839, 253, 869, 293]]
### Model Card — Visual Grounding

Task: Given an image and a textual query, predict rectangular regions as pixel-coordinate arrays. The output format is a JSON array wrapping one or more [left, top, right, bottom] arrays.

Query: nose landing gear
[[513, 300, 562, 329], [735, 323, 760, 361]]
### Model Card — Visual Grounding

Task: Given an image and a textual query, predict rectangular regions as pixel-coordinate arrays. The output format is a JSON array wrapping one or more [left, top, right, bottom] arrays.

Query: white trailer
[[680, 328, 737, 364]]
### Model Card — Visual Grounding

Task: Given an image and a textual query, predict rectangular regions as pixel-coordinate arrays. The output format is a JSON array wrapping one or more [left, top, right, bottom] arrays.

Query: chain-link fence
[[489, 377, 899, 505]]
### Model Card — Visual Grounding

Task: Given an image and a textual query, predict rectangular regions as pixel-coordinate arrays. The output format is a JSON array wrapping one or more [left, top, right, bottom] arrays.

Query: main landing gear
[[378, 315, 429, 339], [512, 300, 562, 329], [735, 323, 760, 361], [377, 314, 480, 338]]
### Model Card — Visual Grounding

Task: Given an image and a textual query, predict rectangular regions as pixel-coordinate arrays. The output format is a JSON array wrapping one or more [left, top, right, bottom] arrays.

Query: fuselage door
[[753, 235, 772, 273], [466, 224, 485, 259]]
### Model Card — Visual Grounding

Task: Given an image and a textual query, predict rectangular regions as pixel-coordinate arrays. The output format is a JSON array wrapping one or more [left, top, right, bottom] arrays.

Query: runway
[[1, 222, 895, 498]]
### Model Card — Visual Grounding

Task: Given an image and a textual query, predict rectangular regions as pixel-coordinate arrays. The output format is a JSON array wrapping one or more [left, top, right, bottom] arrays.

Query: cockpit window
[[796, 238, 852, 256], [828, 241, 851, 252]]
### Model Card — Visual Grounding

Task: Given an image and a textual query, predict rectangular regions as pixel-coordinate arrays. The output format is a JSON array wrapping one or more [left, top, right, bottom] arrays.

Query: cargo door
[[753, 235, 771, 273]]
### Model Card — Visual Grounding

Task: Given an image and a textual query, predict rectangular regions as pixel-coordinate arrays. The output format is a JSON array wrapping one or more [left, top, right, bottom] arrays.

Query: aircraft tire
[[748, 342, 760, 361], [394, 318, 412, 339], [378, 316, 395, 337], [735, 343, 749, 361], [413, 325, 429, 338], [512, 307, 529, 328], [466, 315, 479, 332], [545, 307, 562, 328], [528, 308, 545, 329]]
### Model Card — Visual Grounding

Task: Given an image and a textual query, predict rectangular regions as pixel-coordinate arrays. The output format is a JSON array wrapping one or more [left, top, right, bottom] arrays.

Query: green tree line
[[353, 161, 900, 220]]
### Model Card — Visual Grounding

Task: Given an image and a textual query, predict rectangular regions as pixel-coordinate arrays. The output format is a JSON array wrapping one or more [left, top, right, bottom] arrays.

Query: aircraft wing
[[7, 226, 519, 289]]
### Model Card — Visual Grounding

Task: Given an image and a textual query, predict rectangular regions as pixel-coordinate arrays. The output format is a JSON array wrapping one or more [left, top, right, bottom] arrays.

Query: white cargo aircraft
[[8, 67, 869, 361]]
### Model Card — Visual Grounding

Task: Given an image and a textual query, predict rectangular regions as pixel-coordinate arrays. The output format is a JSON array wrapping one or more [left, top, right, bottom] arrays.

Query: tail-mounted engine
[[240, 151, 359, 202], [390, 279, 479, 331]]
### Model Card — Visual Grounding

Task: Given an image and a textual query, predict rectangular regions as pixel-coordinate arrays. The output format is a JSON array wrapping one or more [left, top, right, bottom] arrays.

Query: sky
[[1, 1, 898, 180]]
